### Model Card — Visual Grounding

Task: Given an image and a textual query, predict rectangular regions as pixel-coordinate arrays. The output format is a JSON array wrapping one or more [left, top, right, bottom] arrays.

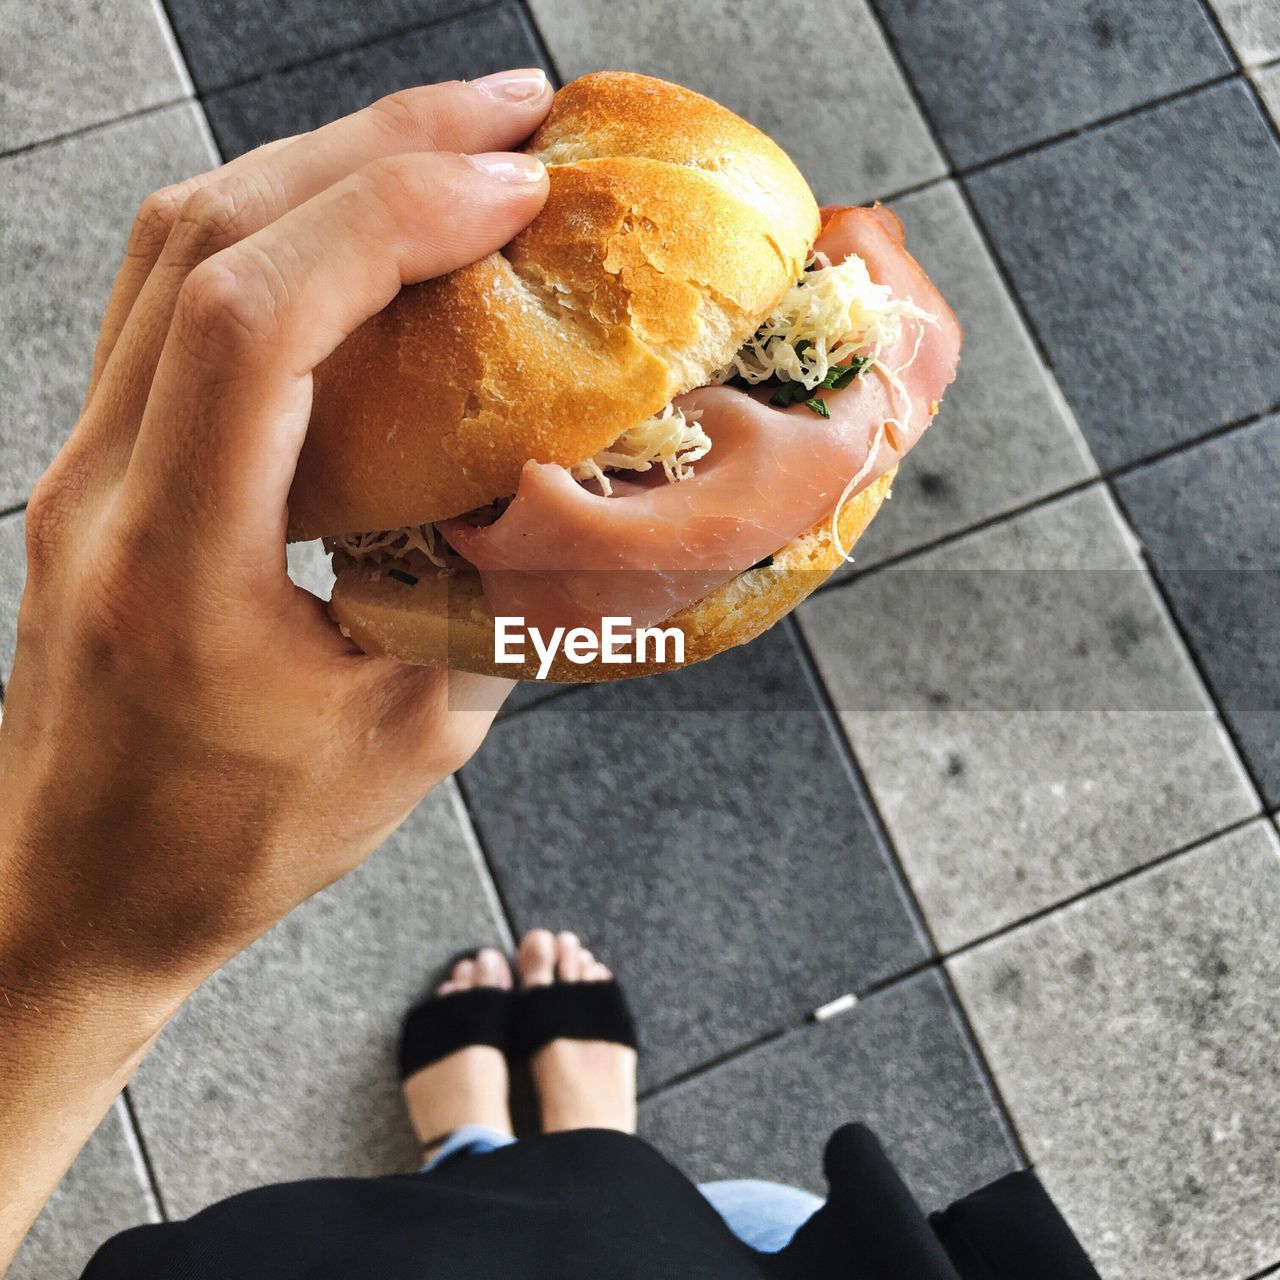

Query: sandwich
[[287, 71, 962, 681]]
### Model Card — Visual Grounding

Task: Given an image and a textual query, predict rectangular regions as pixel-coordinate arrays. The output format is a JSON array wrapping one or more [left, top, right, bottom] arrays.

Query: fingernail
[[470, 68, 549, 103], [464, 151, 546, 182]]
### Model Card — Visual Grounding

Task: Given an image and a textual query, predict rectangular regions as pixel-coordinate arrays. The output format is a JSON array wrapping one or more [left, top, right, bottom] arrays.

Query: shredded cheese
[[570, 403, 710, 496], [329, 522, 455, 570], [716, 254, 935, 393]]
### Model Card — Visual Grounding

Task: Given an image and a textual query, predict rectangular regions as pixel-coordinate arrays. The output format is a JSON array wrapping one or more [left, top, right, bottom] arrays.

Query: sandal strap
[[514, 980, 639, 1059], [398, 987, 514, 1081]]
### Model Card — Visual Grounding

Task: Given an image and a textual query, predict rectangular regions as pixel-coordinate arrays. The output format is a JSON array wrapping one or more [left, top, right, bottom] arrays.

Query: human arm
[[0, 70, 552, 1268]]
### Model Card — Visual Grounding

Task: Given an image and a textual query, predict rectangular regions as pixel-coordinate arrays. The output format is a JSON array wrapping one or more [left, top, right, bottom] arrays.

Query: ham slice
[[440, 206, 961, 631]]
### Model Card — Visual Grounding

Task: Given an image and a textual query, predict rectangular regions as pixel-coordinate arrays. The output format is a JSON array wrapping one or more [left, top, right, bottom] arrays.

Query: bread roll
[[287, 72, 821, 540]]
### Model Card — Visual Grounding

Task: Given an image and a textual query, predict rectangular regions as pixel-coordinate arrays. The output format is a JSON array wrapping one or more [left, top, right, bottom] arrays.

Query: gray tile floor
[[1, 2, 1277, 1278]]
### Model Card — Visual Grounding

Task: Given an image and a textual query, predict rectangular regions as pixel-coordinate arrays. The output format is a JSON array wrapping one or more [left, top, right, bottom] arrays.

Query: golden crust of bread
[[287, 72, 820, 540], [327, 470, 895, 681]]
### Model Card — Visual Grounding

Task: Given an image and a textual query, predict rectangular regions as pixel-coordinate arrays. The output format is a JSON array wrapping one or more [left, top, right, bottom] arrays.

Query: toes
[[592, 961, 613, 982], [452, 958, 476, 989], [556, 931, 583, 982], [475, 947, 513, 989], [436, 979, 459, 997], [518, 929, 557, 988]]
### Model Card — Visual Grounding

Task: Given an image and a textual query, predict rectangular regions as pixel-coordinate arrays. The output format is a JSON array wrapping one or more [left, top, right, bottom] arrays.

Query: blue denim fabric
[[420, 1128, 822, 1253]]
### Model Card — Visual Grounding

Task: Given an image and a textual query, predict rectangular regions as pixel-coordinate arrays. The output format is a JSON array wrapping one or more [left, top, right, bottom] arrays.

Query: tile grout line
[[1110, 494, 1272, 809], [173, 0, 510, 101], [120, 1087, 170, 1222], [0, 96, 197, 163], [820, 394, 1279, 590], [640, 805, 1267, 1106], [513, 0, 564, 84], [1244, 1262, 1280, 1280], [450, 772, 521, 951], [444, 777, 516, 953], [785, 613, 1036, 1168], [147, 0, 195, 99], [1189, 0, 1280, 149], [953, 70, 1240, 180], [941, 812, 1266, 962]]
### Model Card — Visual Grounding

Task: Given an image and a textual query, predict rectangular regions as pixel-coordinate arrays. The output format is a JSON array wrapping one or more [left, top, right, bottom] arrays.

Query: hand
[[0, 71, 552, 1264]]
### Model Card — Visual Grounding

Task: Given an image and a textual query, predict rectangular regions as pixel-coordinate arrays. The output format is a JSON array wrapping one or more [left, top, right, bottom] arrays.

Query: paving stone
[[460, 623, 930, 1090], [0, 0, 190, 154], [1114, 413, 1280, 807], [847, 181, 1096, 570], [965, 81, 1280, 471], [10, 1098, 157, 1280], [800, 486, 1258, 950], [874, 0, 1231, 168], [203, 2, 550, 158], [286, 538, 335, 600], [0, 104, 216, 510], [1211, 0, 1280, 64], [950, 821, 1280, 1280], [1255, 62, 1280, 126], [129, 781, 507, 1217], [526, 0, 944, 202], [0, 509, 25, 689], [640, 969, 1019, 1211], [163, 0, 490, 91]]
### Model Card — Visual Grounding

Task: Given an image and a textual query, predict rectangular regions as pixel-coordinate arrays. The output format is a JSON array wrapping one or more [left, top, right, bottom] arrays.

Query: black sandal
[[397, 958, 515, 1083], [513, 977, 639, 1059]]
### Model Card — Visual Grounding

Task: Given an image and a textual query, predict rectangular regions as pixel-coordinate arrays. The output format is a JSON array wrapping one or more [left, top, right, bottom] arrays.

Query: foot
[[401, 948, 514, 1155], [516, 929, 638, 1135]]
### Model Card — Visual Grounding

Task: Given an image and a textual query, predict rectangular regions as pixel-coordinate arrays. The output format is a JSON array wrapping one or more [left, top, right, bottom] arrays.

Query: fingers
[[124, 148, 547, 567], [83, 135, 301, 409], [84, 72, 552, 451]]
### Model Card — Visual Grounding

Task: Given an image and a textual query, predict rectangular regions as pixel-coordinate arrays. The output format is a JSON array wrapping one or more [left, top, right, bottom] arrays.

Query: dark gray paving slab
[[0, 0, 190, 154], [846, 180, 1096, 570], [129, 782, 508, 1217], [874, 0, 1230, 168], [801, 486, 1258, 950], [1212, 0, 1280, 64], [640, 969, 1019, 1211], [203, 2, 550, 158], [460, 623, 930, 1090], [163, 0, 490, 91], [950, 821, 1280, 1280], [0, 104, 216, 510], [1114, 414, 1280, 808], [527, 0, 944, 202], [965, 81, 1280, 471], [0, 509, 25, 687], [11, 1098, 157, 1280]]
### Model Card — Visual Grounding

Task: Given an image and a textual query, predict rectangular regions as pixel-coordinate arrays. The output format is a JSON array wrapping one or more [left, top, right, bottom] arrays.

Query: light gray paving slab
[[0, 103, 216, 510], [800, 486, 1258, 949], [1255, 63, 1280, 126], [0, 0, 190, 154], [1212, 0, 1280, 64], [129, 781, 507, 1218], [640, 970, 1019, 1211], [950, 821, 1280, 1280], [10, 1097, 157, 1280], [0, 508, 25, 687], [286, 539, 335, 601], [527, 0, 945, 202], [847, 180, 1096, 570]]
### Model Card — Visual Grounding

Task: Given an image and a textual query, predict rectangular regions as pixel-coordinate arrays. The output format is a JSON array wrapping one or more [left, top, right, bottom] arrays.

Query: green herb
[[388, 568, 418, 586]]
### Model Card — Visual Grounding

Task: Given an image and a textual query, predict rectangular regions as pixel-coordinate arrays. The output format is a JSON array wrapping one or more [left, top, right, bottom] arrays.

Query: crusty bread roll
[[328, 470, 895, 682], [287, 72, 820, 540]]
